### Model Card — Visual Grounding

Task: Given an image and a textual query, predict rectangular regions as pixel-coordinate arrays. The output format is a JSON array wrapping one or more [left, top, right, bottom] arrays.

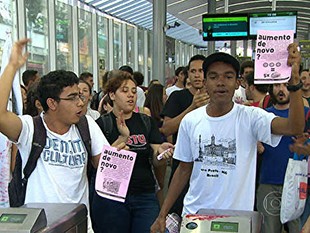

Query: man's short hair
[[133, 71, 144, 86], [25, 82, 40, 116], [188, 55, 206, 68], [119, 65, 133, 75], [203, 52, 240, 79], [245, 72, 269, 94], [22, 70, 38, 86], [175, 66, 185, 77], [240, 60, 254, 75], [300, 69, 309, 75], [183, 66, 189, 86], [37, 70, 79, 112], [79, 72, 93, 81]]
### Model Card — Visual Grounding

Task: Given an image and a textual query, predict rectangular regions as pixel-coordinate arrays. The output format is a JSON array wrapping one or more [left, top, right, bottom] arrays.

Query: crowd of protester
[[0, 38, 309, 233]]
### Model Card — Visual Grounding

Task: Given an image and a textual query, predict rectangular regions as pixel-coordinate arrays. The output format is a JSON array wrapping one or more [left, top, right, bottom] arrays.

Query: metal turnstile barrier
[[180, 209, 262, 233], [0, 203, 87, 233]]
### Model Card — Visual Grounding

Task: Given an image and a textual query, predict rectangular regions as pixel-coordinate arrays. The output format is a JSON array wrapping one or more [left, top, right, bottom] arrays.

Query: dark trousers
[[91, 192, 160, 233]]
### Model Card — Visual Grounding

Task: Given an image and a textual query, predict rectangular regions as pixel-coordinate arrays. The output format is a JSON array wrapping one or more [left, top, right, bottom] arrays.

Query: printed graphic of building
[[195, 135, 236, 167]]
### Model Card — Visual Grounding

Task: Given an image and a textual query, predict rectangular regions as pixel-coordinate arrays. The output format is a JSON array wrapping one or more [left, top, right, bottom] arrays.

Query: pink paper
[[254, 30, 294, 84], [95, 145, 136, 202]]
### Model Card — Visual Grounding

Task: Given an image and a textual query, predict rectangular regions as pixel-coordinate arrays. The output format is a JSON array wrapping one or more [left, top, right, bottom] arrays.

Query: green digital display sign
[[0, 213, 27, 224], [211, 221, 239, 232], [202, 13, 249, 41]]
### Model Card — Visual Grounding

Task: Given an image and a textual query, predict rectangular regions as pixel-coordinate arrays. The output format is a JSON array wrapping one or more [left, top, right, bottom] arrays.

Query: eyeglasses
[[58, 94, 86, 103]]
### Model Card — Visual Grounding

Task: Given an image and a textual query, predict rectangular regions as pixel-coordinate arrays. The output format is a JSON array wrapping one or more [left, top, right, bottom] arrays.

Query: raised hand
[[287, 43, 301, 84], [289, 133, 310, 156], [116, 110, 130, 142], [190, 89, 210, 110], [9, 38, 30, 69]]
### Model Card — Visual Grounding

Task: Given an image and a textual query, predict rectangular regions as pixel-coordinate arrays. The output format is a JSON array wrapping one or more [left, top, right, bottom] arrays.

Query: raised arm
[[271, 43, 305, 135], [0, 38, 29, 142]]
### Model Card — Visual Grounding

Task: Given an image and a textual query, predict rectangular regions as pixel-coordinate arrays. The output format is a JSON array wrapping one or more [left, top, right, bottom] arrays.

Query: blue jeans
[[91, 192, 160, 233]]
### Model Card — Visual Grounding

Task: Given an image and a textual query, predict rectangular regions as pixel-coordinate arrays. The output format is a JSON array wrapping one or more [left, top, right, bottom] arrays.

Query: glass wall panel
[[180, 42, 185, 66], [138, 28, 144, 74], [184, 44, 190, 64], [147, 31, 153, 84], [78, 8, 92, 74], [0, 0, 16, 71], [55, 0, 73, 71], [166, 36, 175, 82], [126, 24, 134, 69], [25, 0, 49, 75], [175, 40, 180, 67], [97, 15, 108, 88], [0, 0, 16, 209], [113, 21, 121, 69]]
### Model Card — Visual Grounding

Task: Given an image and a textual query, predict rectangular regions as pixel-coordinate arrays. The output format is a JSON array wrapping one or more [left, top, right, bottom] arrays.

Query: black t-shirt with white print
[[96, 112, 163, 194]]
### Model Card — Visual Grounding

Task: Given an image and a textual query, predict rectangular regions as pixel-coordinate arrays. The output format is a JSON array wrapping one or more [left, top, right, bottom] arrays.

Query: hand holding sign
[[96, 145, 136, 202], [287, 43, 301, 85]]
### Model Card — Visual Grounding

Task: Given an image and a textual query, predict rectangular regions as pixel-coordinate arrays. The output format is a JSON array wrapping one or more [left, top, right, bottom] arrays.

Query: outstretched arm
[[271, 43, 305, 135], [0, 38, 29, 142], [150, 161, 193, 233]]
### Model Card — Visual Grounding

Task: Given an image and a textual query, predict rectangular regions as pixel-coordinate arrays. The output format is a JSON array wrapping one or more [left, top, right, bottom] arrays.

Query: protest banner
[[254, 30, 294, 84], [95, 145, 136, 202]]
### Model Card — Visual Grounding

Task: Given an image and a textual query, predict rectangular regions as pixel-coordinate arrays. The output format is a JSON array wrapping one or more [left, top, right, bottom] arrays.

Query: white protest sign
[[254, 30, 294, 84]]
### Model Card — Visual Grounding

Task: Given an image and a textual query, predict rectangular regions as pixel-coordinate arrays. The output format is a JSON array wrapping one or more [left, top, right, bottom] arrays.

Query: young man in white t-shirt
[[233, 60, 254, 104], [0, 39, 126, 232], [165, 66, 185, 98], [151, 43, 304, 233]]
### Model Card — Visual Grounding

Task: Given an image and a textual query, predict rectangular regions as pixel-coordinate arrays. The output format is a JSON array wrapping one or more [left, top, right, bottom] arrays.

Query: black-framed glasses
[[58, 94, 86, 103]]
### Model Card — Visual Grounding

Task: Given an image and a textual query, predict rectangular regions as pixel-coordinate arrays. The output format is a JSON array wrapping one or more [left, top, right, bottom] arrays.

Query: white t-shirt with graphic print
[[174, 103, 281, 215], [16, 113, 108, 211]]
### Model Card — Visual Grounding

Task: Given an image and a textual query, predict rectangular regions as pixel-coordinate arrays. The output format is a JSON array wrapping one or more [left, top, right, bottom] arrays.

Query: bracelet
[[287, 81, 303, 92]]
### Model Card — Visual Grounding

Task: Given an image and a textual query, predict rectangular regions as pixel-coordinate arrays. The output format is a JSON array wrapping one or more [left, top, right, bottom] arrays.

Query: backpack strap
[[258, 95, 271, 109], [76, 115, 91, 156], [262, 95, 271, 109], [139, 113, 152, 137], [76, 115, 92, 178], [23, 116, 46, 183], [98, 113, 114, 143], [98, 112, 150, 143]]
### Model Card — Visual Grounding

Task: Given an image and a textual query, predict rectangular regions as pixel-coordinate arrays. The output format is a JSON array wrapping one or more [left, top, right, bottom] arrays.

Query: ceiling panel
[[79, 0, 310, 48]]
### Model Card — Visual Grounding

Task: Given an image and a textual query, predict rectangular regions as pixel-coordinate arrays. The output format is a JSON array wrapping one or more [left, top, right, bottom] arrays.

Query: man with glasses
[[0, 39, 115, 232]]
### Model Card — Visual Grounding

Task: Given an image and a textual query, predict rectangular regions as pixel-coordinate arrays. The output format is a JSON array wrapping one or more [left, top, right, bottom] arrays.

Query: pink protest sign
[[254, 30, 294, 84], [95, 145, 136, 202]]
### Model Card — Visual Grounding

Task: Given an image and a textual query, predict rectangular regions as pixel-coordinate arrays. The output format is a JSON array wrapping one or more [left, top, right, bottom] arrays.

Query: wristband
[[287, 81, 303, 92]]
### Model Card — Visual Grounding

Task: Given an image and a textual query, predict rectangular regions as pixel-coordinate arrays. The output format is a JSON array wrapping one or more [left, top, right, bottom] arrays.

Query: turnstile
[[0, 203, 87, 233], [180, 209, 262, 233]]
